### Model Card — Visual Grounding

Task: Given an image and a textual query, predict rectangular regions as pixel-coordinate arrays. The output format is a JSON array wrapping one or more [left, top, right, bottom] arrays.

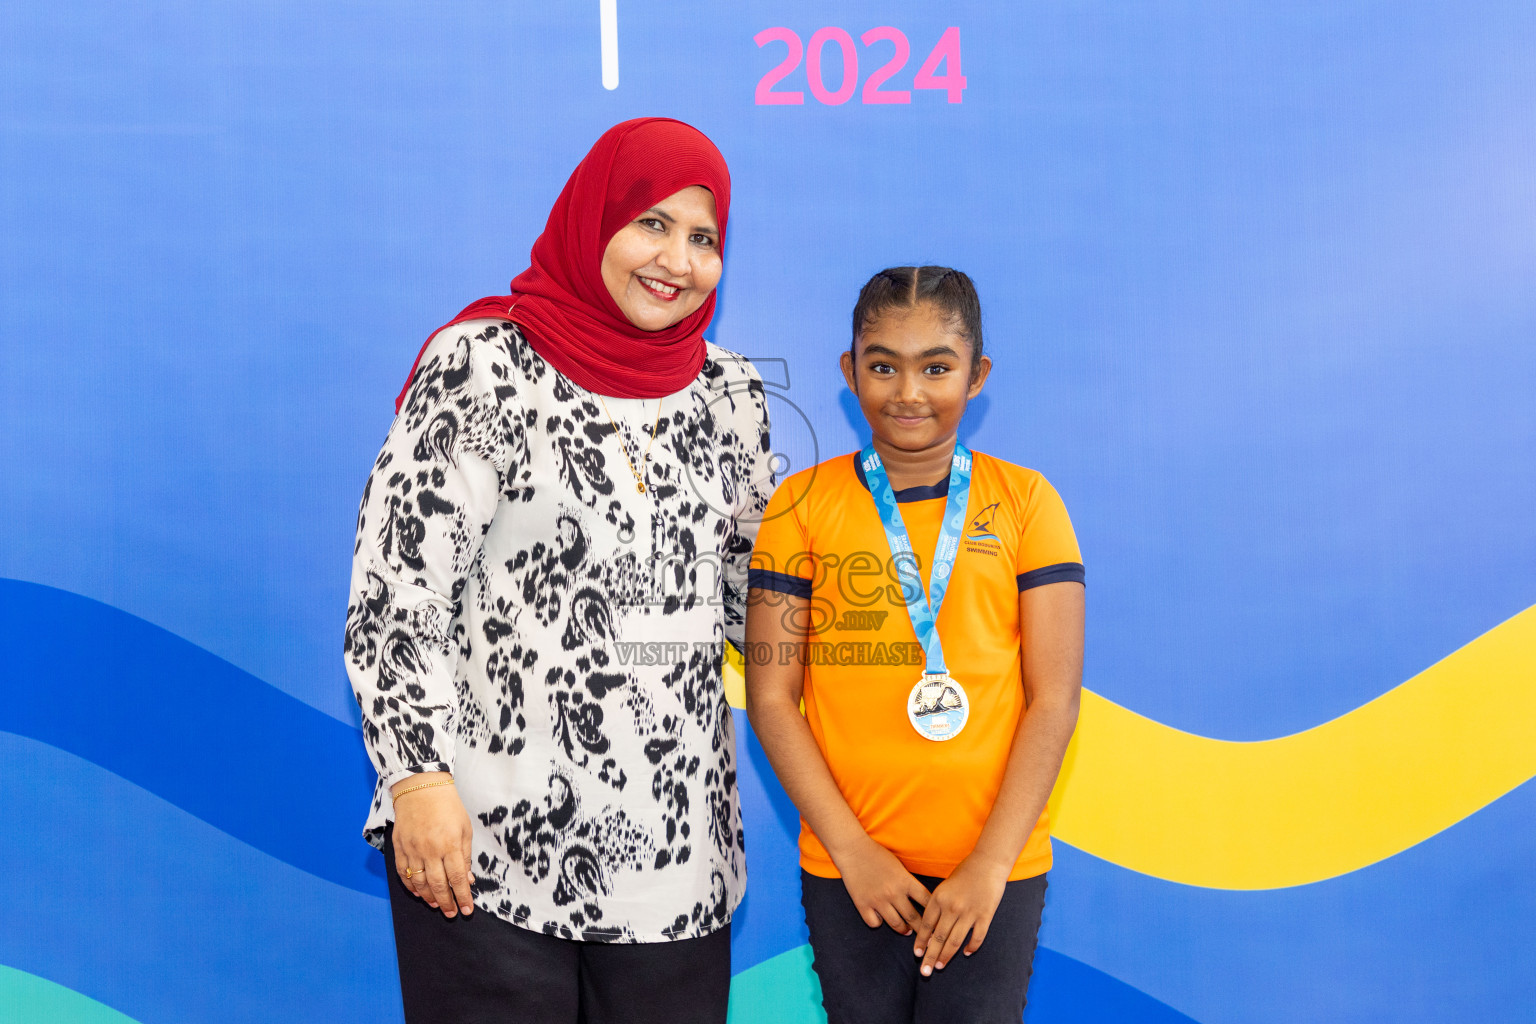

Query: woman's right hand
[[390, 773, 475, 918], [833, 836, 931, 935]]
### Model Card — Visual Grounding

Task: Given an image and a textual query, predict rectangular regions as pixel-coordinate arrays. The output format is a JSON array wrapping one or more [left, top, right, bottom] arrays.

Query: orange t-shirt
[[749, 449, 1084, 880]]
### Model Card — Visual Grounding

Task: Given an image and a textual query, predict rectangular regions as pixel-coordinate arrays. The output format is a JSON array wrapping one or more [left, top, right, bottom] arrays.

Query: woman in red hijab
[[345, 118, 774, 1024]]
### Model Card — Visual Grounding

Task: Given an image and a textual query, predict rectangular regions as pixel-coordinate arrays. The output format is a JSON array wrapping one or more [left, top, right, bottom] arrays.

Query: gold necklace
[[597, 396, 664, 494]]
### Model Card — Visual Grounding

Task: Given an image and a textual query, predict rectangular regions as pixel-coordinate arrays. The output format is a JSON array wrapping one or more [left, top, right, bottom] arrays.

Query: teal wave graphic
[[727, 944, 1198, 1024], [0, 965, 144, 1024]]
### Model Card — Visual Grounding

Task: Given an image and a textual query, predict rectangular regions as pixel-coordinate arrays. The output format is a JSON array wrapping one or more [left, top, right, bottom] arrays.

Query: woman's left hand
[[911, 854, 1011, 975], [391, 773, 475, 918]]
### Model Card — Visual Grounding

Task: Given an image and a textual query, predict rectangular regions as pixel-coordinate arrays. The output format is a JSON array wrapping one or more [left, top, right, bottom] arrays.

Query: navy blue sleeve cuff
[[1016, 562, 1086, 591], [748, 567, 813, 599]]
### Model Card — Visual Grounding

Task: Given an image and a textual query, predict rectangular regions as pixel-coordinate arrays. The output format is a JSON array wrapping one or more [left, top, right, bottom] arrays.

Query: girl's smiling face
[[600, 185, 722, 331], [840, 302, 992, 457]]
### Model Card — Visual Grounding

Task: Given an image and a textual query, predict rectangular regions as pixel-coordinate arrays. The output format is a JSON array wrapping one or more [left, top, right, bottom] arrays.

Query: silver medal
[[907, 672, 969, 741]]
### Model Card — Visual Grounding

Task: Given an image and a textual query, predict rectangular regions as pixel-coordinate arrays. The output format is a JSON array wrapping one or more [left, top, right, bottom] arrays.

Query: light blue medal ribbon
[[861, 443, 974, 741]]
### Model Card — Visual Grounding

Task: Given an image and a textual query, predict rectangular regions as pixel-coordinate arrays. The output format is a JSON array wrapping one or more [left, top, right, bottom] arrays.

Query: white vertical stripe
[[600, 0, 619, 90]]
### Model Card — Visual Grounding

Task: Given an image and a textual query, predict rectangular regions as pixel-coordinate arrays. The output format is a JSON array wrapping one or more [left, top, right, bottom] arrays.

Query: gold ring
[[404, 866, 417, 878]]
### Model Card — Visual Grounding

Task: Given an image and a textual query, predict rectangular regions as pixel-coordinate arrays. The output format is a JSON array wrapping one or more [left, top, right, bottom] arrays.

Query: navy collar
[[852, 453, 950, 503]]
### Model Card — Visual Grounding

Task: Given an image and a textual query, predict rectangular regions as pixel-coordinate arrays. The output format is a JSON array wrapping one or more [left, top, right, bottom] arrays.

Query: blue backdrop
[[2, 1, 1534, 1021]]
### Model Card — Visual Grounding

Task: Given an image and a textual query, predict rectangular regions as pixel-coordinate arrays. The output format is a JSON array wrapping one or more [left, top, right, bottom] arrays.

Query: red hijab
[[395, 118, 731, 411]]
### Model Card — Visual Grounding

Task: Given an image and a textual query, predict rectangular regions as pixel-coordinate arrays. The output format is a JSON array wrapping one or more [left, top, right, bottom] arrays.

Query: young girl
[[746, 267, 1085, 1024]]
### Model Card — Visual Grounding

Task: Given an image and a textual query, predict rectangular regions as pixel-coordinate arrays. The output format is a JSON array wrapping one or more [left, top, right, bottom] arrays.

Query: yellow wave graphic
[[722, 604, 1536, 889]]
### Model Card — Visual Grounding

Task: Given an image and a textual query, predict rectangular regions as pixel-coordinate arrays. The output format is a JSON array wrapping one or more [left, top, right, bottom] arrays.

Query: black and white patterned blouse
[[344, 319, 773, 942]]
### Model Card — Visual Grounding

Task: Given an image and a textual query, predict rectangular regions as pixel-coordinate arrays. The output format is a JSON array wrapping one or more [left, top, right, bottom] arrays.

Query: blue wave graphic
[[0, 578, 1220, 1022], [0, 577, 385, 895], [1042, 781, 1536, 1023], [5, 578, 1532, 1021], [1027, 949, 1198, 1023], [1, 731, 1202, 1024], [0, 732, 402, 1024]]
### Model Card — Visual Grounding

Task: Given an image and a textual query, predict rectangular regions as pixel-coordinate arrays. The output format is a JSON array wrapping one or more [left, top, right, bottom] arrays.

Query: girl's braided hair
[[850, 266, 983, 375]]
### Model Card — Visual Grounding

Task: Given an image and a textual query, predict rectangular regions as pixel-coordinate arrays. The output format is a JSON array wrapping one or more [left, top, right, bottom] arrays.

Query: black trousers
[[801, 869, 1047, 1024], [384, 826, 731, 1024]]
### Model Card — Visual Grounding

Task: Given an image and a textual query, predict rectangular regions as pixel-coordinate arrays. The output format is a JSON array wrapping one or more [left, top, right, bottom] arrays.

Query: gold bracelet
[[393, 779, 455, 799]]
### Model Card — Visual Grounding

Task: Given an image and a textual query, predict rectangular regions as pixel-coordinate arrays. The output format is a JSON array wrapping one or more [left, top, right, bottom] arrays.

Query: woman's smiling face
[[600, 185, 722, 331]]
